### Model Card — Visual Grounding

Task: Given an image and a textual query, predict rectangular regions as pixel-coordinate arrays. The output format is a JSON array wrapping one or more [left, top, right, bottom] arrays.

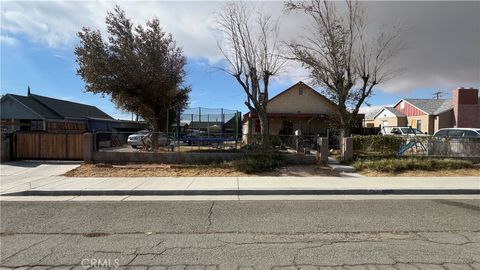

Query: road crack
[[207, 201, 215, 228]]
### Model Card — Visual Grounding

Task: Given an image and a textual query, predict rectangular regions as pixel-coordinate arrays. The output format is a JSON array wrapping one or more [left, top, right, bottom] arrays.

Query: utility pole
[[432, 91, 444, 99]]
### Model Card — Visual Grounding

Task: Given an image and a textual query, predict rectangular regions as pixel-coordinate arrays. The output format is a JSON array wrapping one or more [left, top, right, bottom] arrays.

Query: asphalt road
[[1, 200, 479, 269]]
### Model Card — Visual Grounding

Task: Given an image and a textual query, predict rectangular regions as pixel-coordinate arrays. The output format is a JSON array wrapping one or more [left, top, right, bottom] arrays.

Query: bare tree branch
[[285, 0, 406, 135], [213, 2, 286, 140]]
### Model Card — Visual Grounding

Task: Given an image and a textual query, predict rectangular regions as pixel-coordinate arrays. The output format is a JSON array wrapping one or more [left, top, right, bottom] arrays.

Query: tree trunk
[[342, 122, 352, 137], [337, 109, 352, 147], [342, 112, 353, 137], [151, 121, 160, 151], [258, 110, 269, 145], [246, 117, 253, 145]]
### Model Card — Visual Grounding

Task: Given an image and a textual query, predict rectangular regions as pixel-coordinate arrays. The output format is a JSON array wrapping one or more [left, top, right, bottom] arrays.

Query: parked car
[[127, 130, 150, 148], [433, 128, 480, 138], [127, 130, 169, 148], [381, 127, 427, 136]]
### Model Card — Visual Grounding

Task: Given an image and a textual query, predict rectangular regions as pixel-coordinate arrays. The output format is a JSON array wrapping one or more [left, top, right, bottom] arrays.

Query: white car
[[433, 128, 480, 138], [127, 130, 150, 148], [127, 131, 170, 149], [381, 127, 427, 136]]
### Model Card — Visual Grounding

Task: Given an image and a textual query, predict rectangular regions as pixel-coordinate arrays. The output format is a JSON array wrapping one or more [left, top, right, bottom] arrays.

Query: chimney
[[452, 87, 479, 128]]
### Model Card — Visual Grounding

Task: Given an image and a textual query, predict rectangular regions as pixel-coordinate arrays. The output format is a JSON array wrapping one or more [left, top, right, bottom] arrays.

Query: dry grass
[[359, 168, 480, 177], [64, 164, 247, 177], [64, 163, 339, 177]]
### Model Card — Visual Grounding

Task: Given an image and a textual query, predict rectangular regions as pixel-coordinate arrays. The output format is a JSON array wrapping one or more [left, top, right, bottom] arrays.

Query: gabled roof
[[31, 94, 113, 120], [267, 81, 337, 108], [364, 108, 383, 121], [382, 107, 406, 117], [1, 93, 113, 120], [431, 99, 453, 115], [366, 107, 405, 120], [5, 94, 63, 120], [397, 98, 453, 115]]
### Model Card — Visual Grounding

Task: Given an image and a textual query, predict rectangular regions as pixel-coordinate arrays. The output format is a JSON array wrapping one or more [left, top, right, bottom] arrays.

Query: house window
[[400, 101, 405, 109], [416, 120, 422, 131], [299, 88, 304, 95]]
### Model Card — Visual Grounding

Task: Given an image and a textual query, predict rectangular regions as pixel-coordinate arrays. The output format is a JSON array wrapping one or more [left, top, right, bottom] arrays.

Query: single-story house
[[242, 81, 364, 139], [363, 87, 480, 134], [1, 88, 146, 132]]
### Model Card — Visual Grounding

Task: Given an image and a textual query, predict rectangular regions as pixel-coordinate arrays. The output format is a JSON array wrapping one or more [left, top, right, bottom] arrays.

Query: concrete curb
[[3, 189, 480, 196]]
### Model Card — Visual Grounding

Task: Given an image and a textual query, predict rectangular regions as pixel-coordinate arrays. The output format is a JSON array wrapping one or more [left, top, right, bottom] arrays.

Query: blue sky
[[1, 1, 479, 119], [0, 35, 459, 119]]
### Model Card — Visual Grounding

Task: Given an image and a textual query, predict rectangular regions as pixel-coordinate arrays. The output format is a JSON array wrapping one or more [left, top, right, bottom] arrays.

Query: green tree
[[75, 6, 190, 146]]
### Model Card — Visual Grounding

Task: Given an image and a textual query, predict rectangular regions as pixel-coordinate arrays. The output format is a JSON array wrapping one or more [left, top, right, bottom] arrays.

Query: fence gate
[[14, 132, 84, 160]]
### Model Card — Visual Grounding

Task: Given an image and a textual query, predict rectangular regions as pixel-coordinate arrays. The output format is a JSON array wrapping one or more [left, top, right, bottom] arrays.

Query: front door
[[281, 120, 293, 135]]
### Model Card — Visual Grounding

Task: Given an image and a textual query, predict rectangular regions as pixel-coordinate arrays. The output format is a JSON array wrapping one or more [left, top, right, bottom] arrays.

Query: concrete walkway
[[1, 161, 479, 197], [2, 174, 479, 196], [0, 161, 82, 194]]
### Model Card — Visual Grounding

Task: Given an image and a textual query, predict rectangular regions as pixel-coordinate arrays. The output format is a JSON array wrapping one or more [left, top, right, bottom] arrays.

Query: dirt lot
[[359, 168, 480, 177], [64, 163, 339, 177]]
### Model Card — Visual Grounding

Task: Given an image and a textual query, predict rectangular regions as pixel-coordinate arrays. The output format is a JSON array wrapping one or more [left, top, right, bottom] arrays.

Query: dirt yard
[[64, 163, 339, 177]]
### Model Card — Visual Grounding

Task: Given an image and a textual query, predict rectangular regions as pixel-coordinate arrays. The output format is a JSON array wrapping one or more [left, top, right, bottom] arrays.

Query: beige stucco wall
[[434, 110, 453, 132], [367, 110, 455, 135], [406, 115, 434, 134], [372, 117, 407, 128], [267, 84, 336, 114], [363, 120, 375, 127]]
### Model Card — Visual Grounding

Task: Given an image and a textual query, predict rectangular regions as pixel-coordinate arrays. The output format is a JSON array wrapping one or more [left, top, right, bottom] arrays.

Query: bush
[[353, 158, 472, 173], [232, 153, 284, 174], [353, 135, 407, 155]]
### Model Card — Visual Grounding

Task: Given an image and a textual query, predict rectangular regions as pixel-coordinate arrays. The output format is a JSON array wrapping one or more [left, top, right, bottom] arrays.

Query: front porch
[[269, 114, 330, 136], [246, 113, 331, 136]]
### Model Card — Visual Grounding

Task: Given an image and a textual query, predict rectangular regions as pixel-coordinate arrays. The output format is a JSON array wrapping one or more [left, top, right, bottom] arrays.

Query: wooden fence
[[14, 132, 84, 160]]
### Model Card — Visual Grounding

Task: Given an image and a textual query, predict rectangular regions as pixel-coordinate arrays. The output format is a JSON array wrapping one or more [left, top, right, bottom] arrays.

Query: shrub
[[353, 158, 472, 173], [353, 135, 407, 155], [232, 153, 284, 174]]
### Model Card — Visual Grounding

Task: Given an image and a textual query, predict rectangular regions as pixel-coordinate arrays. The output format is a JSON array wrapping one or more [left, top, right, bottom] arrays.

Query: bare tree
[[214, 2, 285, 143], [285, 0, 406, 136]]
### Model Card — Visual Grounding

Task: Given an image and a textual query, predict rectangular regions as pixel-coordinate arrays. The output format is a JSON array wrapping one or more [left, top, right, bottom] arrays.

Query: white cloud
[[0, 1, 223, 60], [0, 35, 18, 46], [110, 112, 134, 121], [1, 1, 478, 96]]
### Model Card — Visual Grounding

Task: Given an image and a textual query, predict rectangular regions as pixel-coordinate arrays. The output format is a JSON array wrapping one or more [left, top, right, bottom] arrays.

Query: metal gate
[[14, 132, 84, 160]]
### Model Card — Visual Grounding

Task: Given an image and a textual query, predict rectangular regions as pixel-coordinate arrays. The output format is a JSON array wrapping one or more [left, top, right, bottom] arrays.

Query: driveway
[[0, 161, 81, 194]]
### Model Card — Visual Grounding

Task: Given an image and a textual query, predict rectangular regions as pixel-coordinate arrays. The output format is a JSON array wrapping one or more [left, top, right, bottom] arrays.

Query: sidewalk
[[1, 161, 479, 197], [2, 175, 479, 196]]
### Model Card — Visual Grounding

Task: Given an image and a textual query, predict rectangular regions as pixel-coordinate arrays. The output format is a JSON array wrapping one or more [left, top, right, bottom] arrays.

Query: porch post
[[317, 137, 329, 164], [341, 137, 353, 162]]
